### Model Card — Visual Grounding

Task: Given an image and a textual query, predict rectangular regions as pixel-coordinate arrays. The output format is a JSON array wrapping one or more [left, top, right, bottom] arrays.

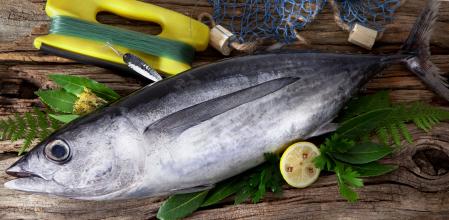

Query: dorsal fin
[[144, 77, 300, 135]]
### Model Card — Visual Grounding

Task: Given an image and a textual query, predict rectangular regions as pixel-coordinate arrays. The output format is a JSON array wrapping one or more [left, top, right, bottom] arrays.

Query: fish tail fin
[[400, 0, 448, 101]]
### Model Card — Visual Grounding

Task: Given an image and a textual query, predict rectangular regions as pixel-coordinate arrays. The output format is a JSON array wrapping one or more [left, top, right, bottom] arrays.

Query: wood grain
[[1, 0, 449, 219], [1, 124, 449, 219]]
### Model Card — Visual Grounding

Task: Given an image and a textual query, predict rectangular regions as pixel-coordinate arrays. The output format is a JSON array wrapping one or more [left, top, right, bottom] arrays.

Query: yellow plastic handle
[[45, 0, 209, 51], [38, 0, 210, 75]]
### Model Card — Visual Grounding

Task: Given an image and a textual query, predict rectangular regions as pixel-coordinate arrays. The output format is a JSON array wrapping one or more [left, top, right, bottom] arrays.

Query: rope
[[199, 12, 259, 53], [198, 12, 216, 27], [50, 16, 195, 64]]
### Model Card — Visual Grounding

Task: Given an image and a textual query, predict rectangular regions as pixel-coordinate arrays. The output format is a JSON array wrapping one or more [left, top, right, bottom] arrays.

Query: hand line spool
[[34, 0, 210, 75]]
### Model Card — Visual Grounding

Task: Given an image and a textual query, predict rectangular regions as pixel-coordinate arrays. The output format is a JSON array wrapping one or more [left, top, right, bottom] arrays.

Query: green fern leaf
[[0, 110, 65, 155], [0, 120, 6, 139], [24, 112, 36, 133], [34, 108, 50, 140], [397, 123, 413, 143], [420, 116, 433, 130], [49, 116, 62, 130], [376, 127, 389, 145], [18, 112, 38, 154], [425, 113, 438, 125], [6, 117, 16, 140], [20, 127, 36, 155], [388, 124, 401, 146], [11, 113, 26, 141], [427, 114, 439, 127], [0, 118, 8, 139], [413, 117, 427, 132], [338, 91, 391, 121]]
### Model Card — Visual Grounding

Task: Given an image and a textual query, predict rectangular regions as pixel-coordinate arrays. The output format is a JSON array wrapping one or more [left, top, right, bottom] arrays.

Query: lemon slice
[[280, 142, 321, 188]]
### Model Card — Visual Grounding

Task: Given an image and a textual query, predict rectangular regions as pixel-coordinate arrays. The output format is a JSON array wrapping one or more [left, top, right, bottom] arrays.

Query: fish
[[4, 0, 448, 200]]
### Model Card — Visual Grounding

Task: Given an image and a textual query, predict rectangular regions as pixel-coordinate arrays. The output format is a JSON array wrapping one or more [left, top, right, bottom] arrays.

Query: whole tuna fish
[[4, 0, 448, 200]]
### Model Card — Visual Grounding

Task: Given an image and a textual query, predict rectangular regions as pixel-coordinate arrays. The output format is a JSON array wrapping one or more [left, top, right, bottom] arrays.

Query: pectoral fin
[[168, 184, 215, 194], [144, 77, 300, 136], [307, 123, 339, 138]]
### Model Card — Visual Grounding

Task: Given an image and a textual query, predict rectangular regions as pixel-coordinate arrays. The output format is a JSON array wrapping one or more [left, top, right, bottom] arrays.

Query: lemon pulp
[[280, 142, 321, 188]]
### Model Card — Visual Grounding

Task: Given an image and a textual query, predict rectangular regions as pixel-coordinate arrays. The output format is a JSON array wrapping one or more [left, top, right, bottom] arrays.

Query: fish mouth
[[4, 164, 122, 200], [4, 161, 56, 194], [6, 168, 42, 178]]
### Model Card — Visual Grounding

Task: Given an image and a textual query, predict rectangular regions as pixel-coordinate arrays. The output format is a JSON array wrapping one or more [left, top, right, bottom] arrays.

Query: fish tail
[[400, 0, 449, 101]]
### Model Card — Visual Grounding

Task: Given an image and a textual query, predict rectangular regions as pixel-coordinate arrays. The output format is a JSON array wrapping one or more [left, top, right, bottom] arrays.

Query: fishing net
[[208, 0, 403, 44], [208, 0, 326, 43], [332, 0, 404, 31]]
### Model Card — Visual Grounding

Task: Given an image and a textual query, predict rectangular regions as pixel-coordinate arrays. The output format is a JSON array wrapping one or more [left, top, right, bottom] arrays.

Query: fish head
[[4, 112, 146, 200]]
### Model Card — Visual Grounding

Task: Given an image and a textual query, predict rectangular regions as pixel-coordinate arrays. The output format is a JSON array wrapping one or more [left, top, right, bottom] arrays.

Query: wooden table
[[1, 0, 449, 219]]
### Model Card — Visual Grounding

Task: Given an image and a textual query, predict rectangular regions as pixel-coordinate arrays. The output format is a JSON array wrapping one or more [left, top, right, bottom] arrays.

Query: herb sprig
[[0, 74, 120, 154], [314, 91, 449, 201]]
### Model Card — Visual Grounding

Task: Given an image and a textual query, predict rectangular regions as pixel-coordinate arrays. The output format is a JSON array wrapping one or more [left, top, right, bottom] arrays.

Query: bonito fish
[[4, 0, 448, 200]]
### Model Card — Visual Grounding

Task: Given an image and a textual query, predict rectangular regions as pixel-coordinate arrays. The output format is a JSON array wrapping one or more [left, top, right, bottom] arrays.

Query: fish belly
[[142, 72, 354, 194]]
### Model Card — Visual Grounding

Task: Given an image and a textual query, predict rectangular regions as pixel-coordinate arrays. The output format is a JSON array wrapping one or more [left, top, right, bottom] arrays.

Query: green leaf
[[234, 186, 254, 205], [201, 178, 244, 207], [337, 180, 358, 202], [323, 134, 356, 153], [157, 190, 209, 220], [49, 115, 62, 130], [376, 127, 389, 145], [34, 108, 50, 140], [339, 91, 391, 121], [252, 169, 267, 203], [5, 117, 16, 139], [338, 167, 363, 188], [0, 120, 7, 139], [314, 153, 329, 170], [333, 142, 393, 164], [11, 114, 25, 141], [335, 164, 363, 202], [49, 114, 80, 123], [36, 90, 78, 113], [49, 74, 120, 101], [398, 123, 413, 143], [351, 162, 398, 177], [388, 124, 401, 146], [337, 108, 394, 140]]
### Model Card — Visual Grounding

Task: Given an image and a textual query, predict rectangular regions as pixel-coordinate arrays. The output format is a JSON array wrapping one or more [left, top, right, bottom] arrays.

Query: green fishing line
[[50, 16, 195, 64]]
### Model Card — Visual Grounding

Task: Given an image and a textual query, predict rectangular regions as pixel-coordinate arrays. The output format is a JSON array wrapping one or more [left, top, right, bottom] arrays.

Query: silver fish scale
[[111, 52, 388, 196], [123, 53, 384, 133]]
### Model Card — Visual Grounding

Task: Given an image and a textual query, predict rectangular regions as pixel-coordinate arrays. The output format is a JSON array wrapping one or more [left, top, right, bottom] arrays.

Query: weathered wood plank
[[1, 0, 449, 219], [1, 124, 449, 219], [0, 0, 449, 54]]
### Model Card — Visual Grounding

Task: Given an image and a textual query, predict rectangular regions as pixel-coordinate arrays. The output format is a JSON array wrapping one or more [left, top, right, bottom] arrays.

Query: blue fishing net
[[336, 0, 403, 31], [209, 0, 326, 43], [208, 0, 403, 43]]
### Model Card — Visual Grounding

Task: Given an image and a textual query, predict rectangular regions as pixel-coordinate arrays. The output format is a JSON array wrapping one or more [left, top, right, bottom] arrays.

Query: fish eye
[[44, 139, 71, 163]]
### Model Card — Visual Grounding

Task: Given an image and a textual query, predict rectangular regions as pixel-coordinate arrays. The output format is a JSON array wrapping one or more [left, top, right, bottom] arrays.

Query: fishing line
[[49, 15, 196, 64]]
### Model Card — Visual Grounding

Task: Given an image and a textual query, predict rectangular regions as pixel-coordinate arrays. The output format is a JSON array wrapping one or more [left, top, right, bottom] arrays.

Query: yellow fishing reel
[[34, 0, 210, 75]]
